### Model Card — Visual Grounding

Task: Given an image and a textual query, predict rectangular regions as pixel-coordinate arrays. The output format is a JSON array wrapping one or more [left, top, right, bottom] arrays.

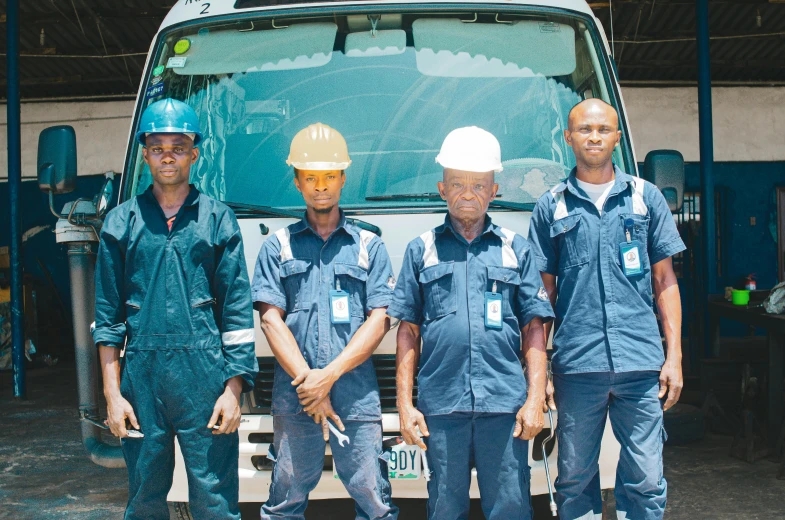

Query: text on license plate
[[333, 442, 421, 480]]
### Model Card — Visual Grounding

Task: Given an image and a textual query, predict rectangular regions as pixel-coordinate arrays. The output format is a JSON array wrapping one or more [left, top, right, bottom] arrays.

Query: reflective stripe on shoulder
[[551, 182, 568, 220], [357, 229, 375, 270], [420, 230, 439, 268], [499, 227, 518, 268], [274, 227, 293, 262], [222, 328, 255, 346], [631, 177, 648, 216]]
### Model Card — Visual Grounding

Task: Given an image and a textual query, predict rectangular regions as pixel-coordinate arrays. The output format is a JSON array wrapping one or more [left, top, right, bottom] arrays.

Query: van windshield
[[127, 10, 625, 212]]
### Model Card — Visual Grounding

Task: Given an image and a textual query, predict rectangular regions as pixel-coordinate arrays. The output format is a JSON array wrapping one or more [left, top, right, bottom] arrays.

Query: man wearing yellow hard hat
[[252, 123, 399, 519]]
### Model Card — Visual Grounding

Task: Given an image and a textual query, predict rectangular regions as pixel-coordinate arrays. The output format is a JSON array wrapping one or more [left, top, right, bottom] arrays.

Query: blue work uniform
[[93, 186, 258, 520], [252, 212, 398, 520], [527, 166, 686, 520], [388, 215, 554, 520]]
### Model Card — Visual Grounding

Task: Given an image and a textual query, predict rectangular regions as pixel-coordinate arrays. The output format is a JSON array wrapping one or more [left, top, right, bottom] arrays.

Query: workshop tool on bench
[[542, 407, 557, 517], [328, 420, 350, 447]]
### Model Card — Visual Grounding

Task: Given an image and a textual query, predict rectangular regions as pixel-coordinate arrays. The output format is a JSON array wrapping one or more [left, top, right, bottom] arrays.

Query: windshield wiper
[[488, 200, 535, 212], [225, 202, 302, 219], [365, 193, 442, 201], [225, 201, 383, 237], [365, 194, 534, 212]]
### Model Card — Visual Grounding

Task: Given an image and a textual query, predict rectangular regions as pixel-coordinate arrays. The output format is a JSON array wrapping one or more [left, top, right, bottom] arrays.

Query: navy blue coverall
[[93, 186, 258, 520]]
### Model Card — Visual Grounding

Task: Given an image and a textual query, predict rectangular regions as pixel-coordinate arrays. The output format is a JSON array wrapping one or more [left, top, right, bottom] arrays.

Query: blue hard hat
[[135, 98, 203, 147]]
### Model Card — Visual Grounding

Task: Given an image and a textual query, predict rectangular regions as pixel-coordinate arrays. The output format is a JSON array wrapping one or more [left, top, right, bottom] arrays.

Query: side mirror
[[38, 125, 77, 194], [642, 150, 684, 213]]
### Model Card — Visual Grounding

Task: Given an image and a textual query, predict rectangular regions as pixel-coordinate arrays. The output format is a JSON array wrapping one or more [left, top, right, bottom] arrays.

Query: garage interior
[[2, 0, 785, 518]]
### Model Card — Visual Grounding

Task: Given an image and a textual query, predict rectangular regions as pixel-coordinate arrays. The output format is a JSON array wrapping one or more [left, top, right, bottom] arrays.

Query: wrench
[[327, 420, 350, 447], [542, 407, 557, 517]]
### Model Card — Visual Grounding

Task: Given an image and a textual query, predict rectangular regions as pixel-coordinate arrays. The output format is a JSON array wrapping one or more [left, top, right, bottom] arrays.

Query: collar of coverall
[[290, 209, 355, 239], [436, 213, 506, 241], [558, 163, 635, 204], [142, 183, 201, 209]]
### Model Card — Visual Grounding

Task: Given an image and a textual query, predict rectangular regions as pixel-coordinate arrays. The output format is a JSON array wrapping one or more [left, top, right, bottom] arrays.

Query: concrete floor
[[2, 364, 785, 519]]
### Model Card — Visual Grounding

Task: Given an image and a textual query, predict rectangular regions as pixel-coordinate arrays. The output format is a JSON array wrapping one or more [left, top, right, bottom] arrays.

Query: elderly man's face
[[564, 100, 621, 169], [438, 168, 498, 222]]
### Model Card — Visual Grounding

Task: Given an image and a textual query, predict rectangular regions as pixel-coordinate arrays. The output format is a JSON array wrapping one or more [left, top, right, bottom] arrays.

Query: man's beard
[[313, 204, 335, 215]]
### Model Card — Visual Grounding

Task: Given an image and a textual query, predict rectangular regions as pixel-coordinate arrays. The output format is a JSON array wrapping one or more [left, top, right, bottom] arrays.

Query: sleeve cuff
[[225, 367, 256, 393], [517, 302, 555, 328], [387, 303, 422, 325], [252, 290, 287, 310], [366, 295, 392, 313], [650, 238, 687, 265], [92, 325, 126, 349], [534, 254, 558, 276]]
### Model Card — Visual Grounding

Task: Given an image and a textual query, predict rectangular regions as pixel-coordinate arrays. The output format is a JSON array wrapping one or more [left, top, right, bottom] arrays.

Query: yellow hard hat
[[286, 123, 351, 171]]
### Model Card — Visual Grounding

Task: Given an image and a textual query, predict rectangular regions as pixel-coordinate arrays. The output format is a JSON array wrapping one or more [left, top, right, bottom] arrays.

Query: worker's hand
[[658, 358, 683, 411], [294, 367, 339, 409], [399, 403, 429, 450], [105, 393, 139, 439], [208, 377, 243, 435], [545, 378, 557, 412], [307, 396, 345, 442], [514, 398, 544, 440]]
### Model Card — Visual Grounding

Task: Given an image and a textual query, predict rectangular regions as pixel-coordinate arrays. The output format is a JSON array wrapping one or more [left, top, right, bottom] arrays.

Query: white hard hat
[[435, 126, 503, 174]]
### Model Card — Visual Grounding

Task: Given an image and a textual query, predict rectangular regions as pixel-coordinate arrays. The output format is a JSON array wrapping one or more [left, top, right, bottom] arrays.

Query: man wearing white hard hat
[[389, 127, 554, 519], [252, 123, 399, 519]]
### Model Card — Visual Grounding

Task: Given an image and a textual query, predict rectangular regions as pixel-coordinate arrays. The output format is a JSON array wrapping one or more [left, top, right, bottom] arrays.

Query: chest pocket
[[280, 259, 312, 313], [419, 262, 457, 320], [618, 213, 651, 269], [550, 214, 589, 269], [486, 266, 521, 318], [190, 294, 219, 336], [333, 263, 368, 317]]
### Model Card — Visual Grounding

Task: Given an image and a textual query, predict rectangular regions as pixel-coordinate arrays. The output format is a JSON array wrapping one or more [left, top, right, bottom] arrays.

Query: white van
[[42, 0, 692, 512]]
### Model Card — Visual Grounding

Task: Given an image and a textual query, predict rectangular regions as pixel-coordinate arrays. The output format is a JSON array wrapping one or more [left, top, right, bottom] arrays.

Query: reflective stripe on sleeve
[[222, 328, 255, 345]]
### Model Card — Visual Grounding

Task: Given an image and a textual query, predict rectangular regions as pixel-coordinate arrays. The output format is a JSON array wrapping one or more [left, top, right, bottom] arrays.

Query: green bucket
[[732, 289, 750, 306]]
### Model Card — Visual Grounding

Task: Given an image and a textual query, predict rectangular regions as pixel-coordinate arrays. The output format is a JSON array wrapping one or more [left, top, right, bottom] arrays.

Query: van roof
[[161, 0, 595, 31]]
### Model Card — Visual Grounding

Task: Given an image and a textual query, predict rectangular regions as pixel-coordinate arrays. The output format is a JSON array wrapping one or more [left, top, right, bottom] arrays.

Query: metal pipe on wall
[[6, 0, 26, 399], [697, 0, 718, 359]]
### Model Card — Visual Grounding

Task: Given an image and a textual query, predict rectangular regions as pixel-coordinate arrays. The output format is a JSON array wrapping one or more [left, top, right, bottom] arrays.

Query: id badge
[[485, 292, 503, 329], [619, 241, 643, 277], [330, 290, 351, 324]]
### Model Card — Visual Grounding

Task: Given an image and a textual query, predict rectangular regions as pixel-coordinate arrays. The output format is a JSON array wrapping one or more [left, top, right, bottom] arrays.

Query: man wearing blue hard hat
[[93, 98, 258, 520]]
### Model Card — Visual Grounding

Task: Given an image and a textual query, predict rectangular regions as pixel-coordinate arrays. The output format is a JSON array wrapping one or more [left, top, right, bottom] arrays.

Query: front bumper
[[167, 412, 621, 502]]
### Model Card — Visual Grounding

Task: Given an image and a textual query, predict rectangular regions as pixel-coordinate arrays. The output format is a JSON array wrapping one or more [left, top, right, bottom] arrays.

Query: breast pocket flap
[[418, 262, 455, 284], [334, 262, 369, 282], [279, 259, 311, 278], [549, 214, 582, 238], [486, 265, 521, 286]]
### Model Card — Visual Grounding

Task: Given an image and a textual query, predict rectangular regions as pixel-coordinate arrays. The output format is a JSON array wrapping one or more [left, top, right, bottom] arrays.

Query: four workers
[[94, 98, 684, 520]]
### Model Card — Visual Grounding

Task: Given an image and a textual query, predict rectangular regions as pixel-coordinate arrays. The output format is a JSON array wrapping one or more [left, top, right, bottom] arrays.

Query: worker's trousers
[[261, 413, 398, 520], [423, 412, 532, 520], [553, 371, 667, 520], [120, 347, 240, 520]]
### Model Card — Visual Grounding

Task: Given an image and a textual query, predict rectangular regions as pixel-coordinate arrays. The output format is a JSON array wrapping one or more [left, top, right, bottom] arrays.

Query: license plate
[[332, 441, 422, 480]]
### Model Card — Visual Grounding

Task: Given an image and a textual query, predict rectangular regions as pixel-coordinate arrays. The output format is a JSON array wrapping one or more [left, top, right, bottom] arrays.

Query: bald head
[[567, 99, 619, 131], [564, 99, 622, 172]]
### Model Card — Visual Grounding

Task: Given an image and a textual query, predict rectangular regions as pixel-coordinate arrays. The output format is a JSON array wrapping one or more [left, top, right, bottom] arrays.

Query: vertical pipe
[[6, 0, 26, 398], [68, 242, 124, 467], [697, 0, 717, 359]]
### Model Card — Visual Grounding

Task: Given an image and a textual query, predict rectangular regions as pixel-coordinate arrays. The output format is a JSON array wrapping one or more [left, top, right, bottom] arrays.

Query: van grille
[[252, 355, 417, 414]]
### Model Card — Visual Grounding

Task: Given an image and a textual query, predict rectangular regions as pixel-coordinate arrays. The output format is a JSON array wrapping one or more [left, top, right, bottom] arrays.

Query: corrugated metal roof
[[0, 0, 784, 100]]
